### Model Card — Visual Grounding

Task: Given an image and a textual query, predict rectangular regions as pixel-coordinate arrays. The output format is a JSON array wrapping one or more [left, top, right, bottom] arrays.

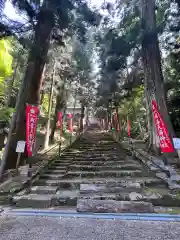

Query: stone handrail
[[111, 132, 180, 190]]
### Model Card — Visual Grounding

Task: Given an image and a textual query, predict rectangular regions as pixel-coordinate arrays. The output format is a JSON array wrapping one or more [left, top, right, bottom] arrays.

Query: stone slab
[[79, 191, 179, 207], [80, 183, 142, 194], [65, 170, 144, 178], [77, 199, 154, 213], [45, 170, 66, 174], [40, 174, 65, 180], [36, 177, 166, 188], [70, 164, 143, 171], [14, 194, 53, 208], [48, 166, 67, 170], [30, 186, 58, 194], [51, 190, 79, 206]]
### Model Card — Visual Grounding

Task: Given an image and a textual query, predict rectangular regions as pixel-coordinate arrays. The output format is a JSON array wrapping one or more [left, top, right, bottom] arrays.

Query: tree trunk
[[144, 85, 153, 149], [85, 106, 89, 127], [141, 0, 175, 155], [40, 66, 46, 107], [3, 2, 54, 170], [138, 121, 144, 139], [49, 91, 65, 143], [43, 62, 56, 149], [107, 107, 111, 130], [80, 102, 85, 132], [40, 91, 44, 105], [144, 84, 159, 152], [72, 90, 77, 123], [115, 106, 120, 130]]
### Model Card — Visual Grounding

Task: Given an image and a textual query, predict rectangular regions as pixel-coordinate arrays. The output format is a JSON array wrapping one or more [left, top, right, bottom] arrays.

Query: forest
[[0, 0, 180, 174]]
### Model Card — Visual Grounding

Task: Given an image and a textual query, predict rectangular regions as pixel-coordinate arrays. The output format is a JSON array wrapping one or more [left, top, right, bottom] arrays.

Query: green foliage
[[0, 107, 14, 122], [118, 86, 144, 118], [117, 86, 145, 138], [95, 0, 180, 140], [0, 39, 13, 80], [42, 94, 49, 114]]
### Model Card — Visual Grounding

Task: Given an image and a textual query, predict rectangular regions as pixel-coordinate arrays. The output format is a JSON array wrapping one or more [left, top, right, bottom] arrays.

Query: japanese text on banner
[[152, 100, 174, 153], [26, 104, 39, 157]]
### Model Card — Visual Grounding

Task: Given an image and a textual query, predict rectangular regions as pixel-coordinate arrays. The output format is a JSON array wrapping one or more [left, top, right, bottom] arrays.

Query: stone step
[[13, 190, 79, 208], [77, 199, 154, 213], [45, 169, 67, 174], [53, 160, 135, 166], [60, 154, 123, 158], [40, 174, 65, 180], [54, 158, 82, 162], [73, 156, 131, 161], [30, 186, 58, 194], [123, 191, 180, 207], [54, 157, 127, 162], [43, 170, 148, 180], [61, 153, 121, 158], [64, 170, 149, 178], [35, 177, 166, 188], [47, 166, 67, 171], [79, 191, 180, 207], [80, 183, 142, 194], [66, 148, 119, 151], [65, 146, 118, 150], [79, 192, 133, 201], [51, 191, 78, 206], [68, 164, 143, 171], [52, 161, 72, 165], [14, 194, 53, 208], [61, 153, 108, 157], [64, 151, 87, 154]]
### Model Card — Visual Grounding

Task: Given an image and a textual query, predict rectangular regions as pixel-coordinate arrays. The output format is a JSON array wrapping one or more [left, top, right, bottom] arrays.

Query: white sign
[[16, 141, 26, 153], [173, 138, 180, 150]]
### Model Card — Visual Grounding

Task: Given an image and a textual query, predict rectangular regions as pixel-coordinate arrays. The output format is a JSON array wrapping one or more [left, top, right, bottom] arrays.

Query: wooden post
[[27, 159, 32, 193], [15, 152, 21, 175], [58, 129, 62, 158]]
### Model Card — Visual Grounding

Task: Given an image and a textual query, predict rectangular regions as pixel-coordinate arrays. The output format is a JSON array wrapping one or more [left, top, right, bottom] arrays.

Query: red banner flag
[[26, 104, 39, 157], [68, 113, 73, 132], [152, 100, 174, 153], [127, 117, 131, 137]]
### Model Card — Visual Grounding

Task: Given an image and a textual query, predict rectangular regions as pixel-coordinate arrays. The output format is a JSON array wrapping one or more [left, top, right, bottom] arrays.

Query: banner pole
[[27, 159, 32, 193], [58, 128, 62, 158]]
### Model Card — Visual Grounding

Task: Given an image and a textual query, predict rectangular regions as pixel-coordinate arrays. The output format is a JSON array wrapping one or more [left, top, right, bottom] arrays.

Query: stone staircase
[[13, 124, 180, 213]]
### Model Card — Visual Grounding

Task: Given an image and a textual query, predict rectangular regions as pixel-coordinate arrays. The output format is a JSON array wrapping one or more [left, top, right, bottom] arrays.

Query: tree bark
[[115, 106, 120, 130], [40, 91, 44, 105], [141, 0, 175, 155], [43, 62, 56, 149], [105, 114, 109, 130], [80, 102, 85, 132], [49, 90, 65, 143], [3, 2, 55, 170], [72, 90, 77, 123], [144, 85, 153, 149], [85, 106, 89, 126]]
